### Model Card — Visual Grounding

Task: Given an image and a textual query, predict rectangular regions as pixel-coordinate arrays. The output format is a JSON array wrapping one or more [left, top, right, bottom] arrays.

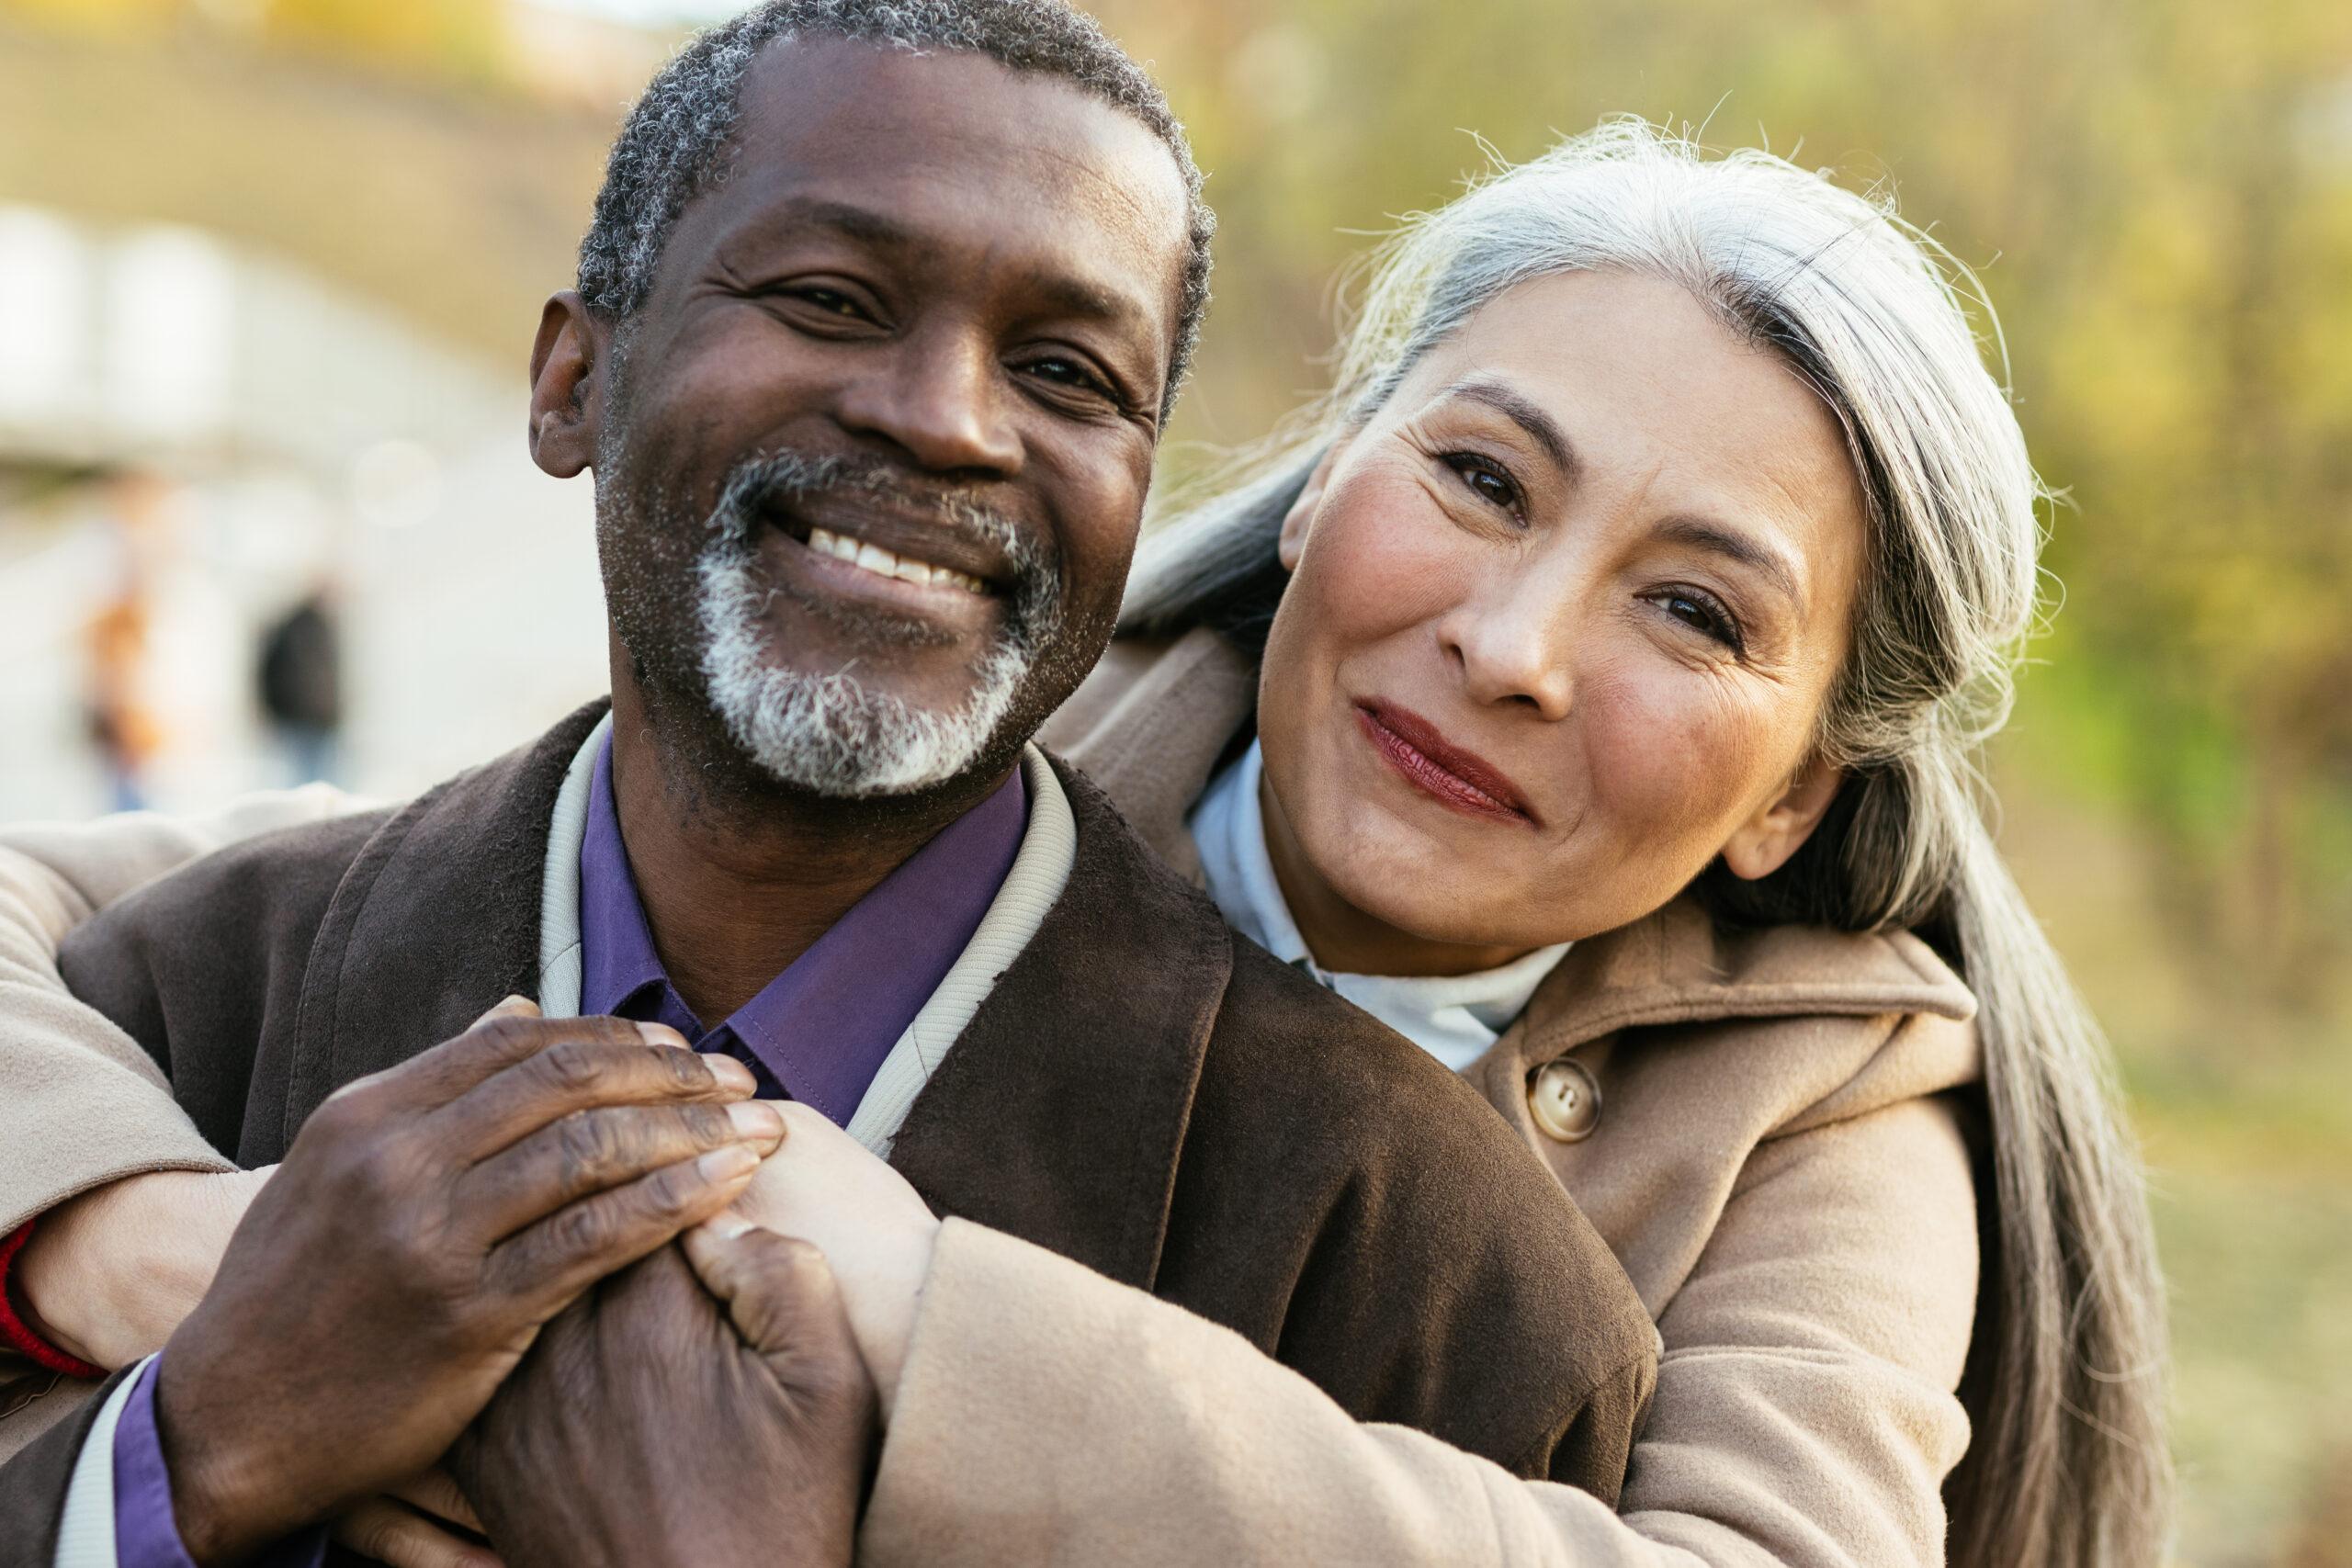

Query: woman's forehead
[[1401, 272, 1868, 560]]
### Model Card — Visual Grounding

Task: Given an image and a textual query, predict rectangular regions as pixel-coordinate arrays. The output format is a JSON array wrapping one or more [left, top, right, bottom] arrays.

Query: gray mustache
[[708, 451, 1044, 574], [706, 449, 1064, 649]]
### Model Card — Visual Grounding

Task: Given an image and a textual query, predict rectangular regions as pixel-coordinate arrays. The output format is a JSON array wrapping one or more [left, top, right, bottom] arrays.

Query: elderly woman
[[0, 123, 2166, 1567]]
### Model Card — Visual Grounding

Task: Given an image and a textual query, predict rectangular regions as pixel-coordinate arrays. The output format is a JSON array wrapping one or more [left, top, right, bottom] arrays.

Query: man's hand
[[152, 998, 783, 1564], [16, 1166, 270, 1370], [455, 1220, 875, 1568], [331, 1469, 501, 1568]]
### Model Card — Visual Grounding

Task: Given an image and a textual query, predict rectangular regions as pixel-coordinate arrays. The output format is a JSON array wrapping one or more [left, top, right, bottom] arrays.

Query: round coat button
[[1529, 1057, 1600, 1142]]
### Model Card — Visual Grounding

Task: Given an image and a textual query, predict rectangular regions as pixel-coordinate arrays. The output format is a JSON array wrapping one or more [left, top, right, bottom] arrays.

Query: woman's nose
[[834, 332, 1023, 478], [1442, 581, 1578, 721]]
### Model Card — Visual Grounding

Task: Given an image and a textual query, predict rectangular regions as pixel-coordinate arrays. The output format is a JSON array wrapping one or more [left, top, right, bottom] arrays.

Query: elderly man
[[0, 3, 1658, 1563]]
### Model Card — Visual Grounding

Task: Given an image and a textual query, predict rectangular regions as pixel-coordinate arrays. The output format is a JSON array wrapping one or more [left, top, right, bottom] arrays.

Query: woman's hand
[[15, 1165, 273, 1369], [730, 1104, 941, 1409]]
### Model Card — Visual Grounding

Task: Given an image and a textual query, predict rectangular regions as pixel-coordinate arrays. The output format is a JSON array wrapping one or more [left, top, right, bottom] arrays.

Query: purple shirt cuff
[[112, 1358, 327, 1568]]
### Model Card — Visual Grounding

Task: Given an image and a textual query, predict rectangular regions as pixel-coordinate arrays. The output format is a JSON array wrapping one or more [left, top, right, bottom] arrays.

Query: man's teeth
[[805, 527, 988, 595]]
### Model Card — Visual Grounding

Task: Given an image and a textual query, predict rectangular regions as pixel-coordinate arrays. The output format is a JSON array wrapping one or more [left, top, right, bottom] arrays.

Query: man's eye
[[788, 288, 866, 319], [1442, 453, 1523, 513], [1022, 356, 1114, 400]]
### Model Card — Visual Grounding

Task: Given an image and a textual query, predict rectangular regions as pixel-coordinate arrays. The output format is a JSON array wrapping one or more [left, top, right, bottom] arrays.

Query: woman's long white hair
[[1129, 119, 2171, 1568]]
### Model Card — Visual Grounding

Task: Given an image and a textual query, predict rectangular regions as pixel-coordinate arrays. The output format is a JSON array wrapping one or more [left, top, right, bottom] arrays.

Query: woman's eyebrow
[[1656, 515, 1805, 609], [1442, 378, 1579, 480]]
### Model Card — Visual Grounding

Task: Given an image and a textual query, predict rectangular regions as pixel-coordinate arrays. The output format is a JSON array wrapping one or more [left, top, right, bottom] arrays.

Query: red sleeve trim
[[0, 1219, 106, 1379]]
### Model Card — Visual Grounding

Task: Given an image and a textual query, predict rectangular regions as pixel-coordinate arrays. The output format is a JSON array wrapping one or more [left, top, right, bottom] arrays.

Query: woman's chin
[[1317, 861, 1574, 965]]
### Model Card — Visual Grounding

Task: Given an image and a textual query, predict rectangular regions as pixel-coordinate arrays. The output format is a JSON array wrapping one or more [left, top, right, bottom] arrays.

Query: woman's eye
[[1657, 590, 1744, 652], [1442, 454, 1523, 513]]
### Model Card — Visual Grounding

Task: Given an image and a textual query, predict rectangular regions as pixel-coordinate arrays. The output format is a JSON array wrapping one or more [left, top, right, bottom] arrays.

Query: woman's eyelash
[[1441, 452, 1524, 513], [1657, 588, 1747, 654]]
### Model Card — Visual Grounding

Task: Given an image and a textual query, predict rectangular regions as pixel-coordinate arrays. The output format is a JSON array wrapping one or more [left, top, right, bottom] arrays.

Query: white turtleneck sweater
[[1188, 740, 1569, 1074]]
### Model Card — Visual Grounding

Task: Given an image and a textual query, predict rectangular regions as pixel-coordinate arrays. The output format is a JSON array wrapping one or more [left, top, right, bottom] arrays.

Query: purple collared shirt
[[109, 739, 1028, 1562], [579, 735, 1028, 1124]]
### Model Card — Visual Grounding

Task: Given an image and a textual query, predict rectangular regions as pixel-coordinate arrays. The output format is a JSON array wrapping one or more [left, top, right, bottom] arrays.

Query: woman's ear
[[1720, 753, 1846, 881], [1276, 441, 1349, 572], [528, 291, 607, 480]]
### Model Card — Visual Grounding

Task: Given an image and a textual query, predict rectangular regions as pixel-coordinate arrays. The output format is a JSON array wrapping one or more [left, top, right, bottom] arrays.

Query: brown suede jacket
[[0, 701, 1657, 1562]]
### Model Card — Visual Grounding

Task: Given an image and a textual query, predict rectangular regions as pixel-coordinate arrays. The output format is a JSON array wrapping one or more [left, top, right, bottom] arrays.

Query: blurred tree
[[259, 0, 509, 81], [1096, 0, 2352, 1010]]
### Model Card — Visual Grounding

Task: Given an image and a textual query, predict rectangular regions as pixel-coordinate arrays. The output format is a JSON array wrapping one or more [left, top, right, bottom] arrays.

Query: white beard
[[694, 539, 1036, 797]]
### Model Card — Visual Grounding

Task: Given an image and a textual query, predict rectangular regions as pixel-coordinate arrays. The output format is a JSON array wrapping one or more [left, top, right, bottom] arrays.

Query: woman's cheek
[[1580, 659, 1763, 861], [1294, 468, 1477, 644]]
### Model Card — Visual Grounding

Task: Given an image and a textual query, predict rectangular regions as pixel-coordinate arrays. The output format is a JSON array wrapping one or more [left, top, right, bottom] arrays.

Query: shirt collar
[[1188, 739, 1568, 1073], [579, 734, 1028, 1123]]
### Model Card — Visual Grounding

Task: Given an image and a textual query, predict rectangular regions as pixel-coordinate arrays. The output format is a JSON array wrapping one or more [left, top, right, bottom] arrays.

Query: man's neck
[[606, 672, 1016, 1026]]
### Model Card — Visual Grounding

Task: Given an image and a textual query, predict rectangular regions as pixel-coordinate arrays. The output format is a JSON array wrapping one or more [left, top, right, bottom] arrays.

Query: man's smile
[[806, 527, 989, 596], [750, 494, 1018, 635]]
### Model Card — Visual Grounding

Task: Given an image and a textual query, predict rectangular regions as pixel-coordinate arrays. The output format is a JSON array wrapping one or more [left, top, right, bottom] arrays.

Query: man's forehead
[[673, 36, 1189, 326]]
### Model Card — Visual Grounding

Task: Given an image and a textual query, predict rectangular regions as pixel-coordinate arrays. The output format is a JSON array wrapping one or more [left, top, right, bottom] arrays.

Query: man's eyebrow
[[1656, 516, 1806, 608], [1026, 273, 1154, 334], [1444, 378, 1578, 479], [779, 198, 921, 249], [762, 200, 1159, 342]]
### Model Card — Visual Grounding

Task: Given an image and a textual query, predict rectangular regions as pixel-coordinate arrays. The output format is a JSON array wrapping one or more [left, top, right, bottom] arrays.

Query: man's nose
[[833, 330, 1023, 478], [1441, 568, 1579, 722]]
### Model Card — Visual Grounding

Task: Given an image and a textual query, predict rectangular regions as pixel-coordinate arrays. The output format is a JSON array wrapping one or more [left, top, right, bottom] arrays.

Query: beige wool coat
[[0, 630, 1984, 1568]]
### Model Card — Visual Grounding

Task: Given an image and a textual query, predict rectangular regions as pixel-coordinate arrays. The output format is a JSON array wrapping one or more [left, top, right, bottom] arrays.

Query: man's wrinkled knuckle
[[556, 1111, 624, 1188], [552, 1198, 616, 1259], [677, 1101, 732, 1148], [650, 1044, 708, 1093], [469, 1014, 544, 1061], [537, 1039, 605, 1096]]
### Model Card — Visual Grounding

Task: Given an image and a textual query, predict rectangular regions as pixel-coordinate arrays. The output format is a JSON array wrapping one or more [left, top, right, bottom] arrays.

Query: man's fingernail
[[699, 1144, 759, 1182], [638, 1021, 691, 1050], [702, 1213, 754, 1240], [701, 1055, 757, 1093], [728, 1100, 786, 1145]]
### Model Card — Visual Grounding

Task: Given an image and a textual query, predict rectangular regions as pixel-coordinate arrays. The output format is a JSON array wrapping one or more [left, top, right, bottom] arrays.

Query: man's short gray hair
[[578, 0, 1214, 419]]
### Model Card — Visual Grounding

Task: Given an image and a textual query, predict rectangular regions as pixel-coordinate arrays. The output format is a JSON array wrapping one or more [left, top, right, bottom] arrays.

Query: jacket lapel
[[886, 759, 1233, 1291], [278, 703, 610, 1146], [1508, 894, 1979, 1070], [1043, 626, 1256, 886]]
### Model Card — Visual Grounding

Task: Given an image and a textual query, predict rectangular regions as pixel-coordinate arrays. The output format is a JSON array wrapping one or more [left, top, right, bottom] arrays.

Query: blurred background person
[[254, 581, 344, 785], [81, 532, 160, 812]]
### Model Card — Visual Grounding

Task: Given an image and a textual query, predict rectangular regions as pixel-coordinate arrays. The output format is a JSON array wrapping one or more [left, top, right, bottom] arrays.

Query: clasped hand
[[144, 998, 875, 1568]]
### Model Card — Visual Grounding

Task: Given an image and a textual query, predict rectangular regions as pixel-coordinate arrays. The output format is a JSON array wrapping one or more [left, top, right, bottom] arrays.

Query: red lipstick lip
[[1354, 704, 1538, 827]]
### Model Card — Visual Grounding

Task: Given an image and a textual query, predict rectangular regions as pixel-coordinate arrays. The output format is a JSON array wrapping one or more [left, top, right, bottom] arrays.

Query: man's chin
[[756, 653, 1003, 727], [706, 659, 1024, 801]]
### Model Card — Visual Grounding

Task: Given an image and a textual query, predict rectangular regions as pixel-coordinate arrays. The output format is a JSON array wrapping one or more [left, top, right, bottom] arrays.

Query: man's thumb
[[684, 1217, 848, 1356]]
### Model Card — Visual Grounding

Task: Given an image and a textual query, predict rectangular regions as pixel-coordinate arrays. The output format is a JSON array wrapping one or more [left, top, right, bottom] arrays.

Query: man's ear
[[528, 291, 608, 479], [1719, 753, 1846, 881], [1275, 439, 1349, 572]]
